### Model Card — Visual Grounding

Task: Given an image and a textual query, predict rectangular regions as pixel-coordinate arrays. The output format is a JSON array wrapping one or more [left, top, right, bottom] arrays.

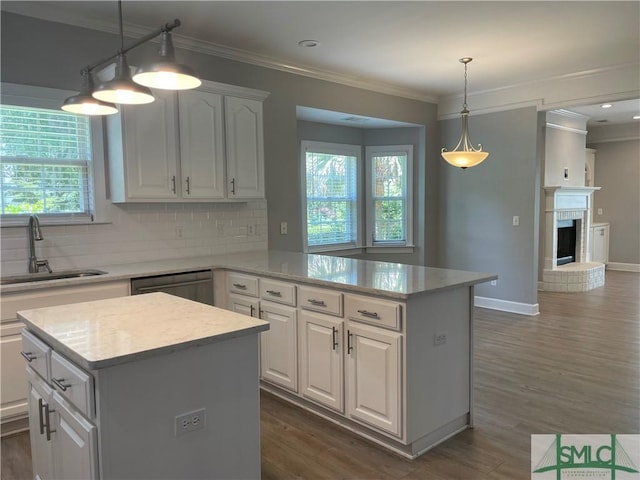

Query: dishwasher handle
[[134, 278, 212, 293]]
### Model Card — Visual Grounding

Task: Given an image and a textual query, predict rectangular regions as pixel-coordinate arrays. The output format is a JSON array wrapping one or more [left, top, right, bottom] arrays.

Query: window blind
[[0, 105, 92, 216]]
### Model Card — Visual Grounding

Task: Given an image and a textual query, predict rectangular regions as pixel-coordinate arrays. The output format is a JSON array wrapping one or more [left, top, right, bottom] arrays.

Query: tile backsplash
[[0, 201, 268, 275]]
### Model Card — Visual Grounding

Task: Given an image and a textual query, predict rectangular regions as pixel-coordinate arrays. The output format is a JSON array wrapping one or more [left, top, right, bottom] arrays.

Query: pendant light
[[92, 1, 154, 105], [441, 58, 489, 169], [92, 53, 155, 105], [132, 29, 201, 90], [62, 71, 118, 115], [61, 0, 200, 115]]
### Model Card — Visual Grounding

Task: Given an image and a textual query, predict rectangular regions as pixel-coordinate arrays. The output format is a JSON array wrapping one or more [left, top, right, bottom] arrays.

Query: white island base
[[19, 293, 268, 480]]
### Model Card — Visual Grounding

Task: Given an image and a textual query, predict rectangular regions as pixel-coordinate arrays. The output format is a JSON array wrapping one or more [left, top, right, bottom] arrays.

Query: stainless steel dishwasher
[[130, 270, 214, 305]]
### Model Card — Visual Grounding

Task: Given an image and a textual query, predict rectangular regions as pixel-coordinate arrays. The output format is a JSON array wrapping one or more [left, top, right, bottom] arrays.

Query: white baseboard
[[606, 262, 640, 272], [474, 296, 540, 316]]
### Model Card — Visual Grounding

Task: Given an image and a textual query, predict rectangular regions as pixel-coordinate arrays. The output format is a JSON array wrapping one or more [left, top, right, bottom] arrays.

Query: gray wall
[[1, 12, 440, 265], [437, 107, 541, 306], [588, 138, 640, 265]]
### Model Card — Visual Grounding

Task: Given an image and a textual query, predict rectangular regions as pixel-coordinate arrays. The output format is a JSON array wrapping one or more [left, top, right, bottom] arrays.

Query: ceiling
[[3, 1, 640, 125]]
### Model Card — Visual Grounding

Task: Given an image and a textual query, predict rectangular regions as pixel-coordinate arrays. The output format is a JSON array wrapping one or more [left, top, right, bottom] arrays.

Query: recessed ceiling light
[[600, 104, 613, 109], [634, 115, 640, 120], [298, 39, 320, 48]]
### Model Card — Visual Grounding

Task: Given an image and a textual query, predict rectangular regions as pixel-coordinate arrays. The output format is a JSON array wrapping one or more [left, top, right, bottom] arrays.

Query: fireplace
[[556, 220, 577, 266], [542, 186, 605, 291]]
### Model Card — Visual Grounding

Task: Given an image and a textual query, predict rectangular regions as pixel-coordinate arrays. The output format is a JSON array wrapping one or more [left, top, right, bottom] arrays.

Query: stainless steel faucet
[[28, 215, 52, 273]]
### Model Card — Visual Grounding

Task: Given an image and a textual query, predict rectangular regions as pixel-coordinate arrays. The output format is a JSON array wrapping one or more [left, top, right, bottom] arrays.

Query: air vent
[[595, 119, 609, 123], [342, 116, 369, 123]]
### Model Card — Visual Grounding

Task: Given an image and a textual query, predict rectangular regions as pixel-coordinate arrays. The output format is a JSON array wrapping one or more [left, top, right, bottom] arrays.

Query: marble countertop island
[[3, 250, 497, 299], [18, 292, 269, 370]]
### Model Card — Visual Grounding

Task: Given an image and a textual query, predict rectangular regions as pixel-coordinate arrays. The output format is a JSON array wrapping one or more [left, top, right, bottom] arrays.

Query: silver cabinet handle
[[250, 304, 255, 317], [51, 377, 70, 392], [185, 176, 190, 195], [266, 290, 281, 297], [21, 351, 36, 362], [231, 178, 236, 195], [332, 326, 338, 351], [43, 402, 55, 441], [347, 330, 353, 354], [38, 397, 46, 435], [232, 283, 247, 289], [308, 299, 326, 307], [357, 309, 380, 319], [171, 175, 176, 194]]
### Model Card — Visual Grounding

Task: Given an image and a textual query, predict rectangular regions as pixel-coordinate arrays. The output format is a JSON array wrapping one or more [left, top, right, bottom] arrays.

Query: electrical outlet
[[280, 222, 288, 235], [175, 226, 183, 239], [175, 408, 206, 436], [434, 332, 448, 346], [247, 224, 255, 236]]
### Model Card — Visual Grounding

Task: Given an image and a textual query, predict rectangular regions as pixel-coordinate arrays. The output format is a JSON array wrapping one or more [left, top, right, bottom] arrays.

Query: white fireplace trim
[[541, 186, 605, 292]]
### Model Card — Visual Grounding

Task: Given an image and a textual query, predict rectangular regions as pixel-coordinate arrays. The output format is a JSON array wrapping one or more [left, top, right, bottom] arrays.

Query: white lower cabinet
[[26, 366, 97, 480], [299, 311, 344, 412], [346, 322, 402, 437], [259, 301, 298, 392], [1, 281, 130, 431]]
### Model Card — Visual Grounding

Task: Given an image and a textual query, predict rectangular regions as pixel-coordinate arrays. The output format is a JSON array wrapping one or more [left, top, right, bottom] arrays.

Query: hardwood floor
[[2, 270, 638, 479]]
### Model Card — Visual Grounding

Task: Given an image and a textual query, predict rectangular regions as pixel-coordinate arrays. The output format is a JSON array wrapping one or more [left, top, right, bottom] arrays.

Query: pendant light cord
[[118, 0, 124, 53]]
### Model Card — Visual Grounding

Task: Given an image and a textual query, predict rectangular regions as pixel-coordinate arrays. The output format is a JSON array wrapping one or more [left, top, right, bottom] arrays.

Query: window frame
[[365, 144, 414, 249], [301, 140, 363, 253], [0, 82, 110, 227]]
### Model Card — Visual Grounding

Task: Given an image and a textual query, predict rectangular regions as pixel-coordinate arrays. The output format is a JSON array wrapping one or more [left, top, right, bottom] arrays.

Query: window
[[0, 83, 108, 225], [301, 140, 413, 253], [366, 145, 413, 247], [301, 141, 361, 251]]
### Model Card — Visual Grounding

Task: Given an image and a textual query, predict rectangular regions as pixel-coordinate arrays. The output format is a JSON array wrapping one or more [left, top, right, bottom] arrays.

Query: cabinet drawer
[[21, 330, 51, 381], [51, 351, 94, 419], [345, 294, 402, 331], [260, 279, 296, 306], [298, 286, 343, 317], [228, 273, 259, 297]]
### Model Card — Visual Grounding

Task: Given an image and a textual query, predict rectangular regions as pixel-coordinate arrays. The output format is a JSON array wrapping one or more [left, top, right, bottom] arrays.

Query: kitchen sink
[[0, 269, 107, 285]]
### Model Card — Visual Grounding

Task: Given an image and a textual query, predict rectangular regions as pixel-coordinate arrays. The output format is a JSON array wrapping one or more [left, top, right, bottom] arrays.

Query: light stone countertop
[[2, 250, 497, 299], [18, 292, 269, 370]]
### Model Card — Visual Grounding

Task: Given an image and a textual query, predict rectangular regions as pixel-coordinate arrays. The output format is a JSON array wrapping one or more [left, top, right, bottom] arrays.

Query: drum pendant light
[[441, 58, 489, 169]]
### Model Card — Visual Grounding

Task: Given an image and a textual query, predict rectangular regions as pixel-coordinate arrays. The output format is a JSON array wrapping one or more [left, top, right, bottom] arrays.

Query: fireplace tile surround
[[542, 186, 605, 292]]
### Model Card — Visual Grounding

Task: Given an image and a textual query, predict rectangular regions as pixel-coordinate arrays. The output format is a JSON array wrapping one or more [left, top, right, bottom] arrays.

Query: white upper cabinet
[[178, 90, 225, 199], [225, 96, 265, 199], [108, 90, 179, 201], [107, 81, 269, 203]]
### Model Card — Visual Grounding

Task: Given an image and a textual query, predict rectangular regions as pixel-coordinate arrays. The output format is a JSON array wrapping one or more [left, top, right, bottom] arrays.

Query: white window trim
[[301, 140, 363, 253], [0, 82, 111, 227], [365, 144, 414, 248]]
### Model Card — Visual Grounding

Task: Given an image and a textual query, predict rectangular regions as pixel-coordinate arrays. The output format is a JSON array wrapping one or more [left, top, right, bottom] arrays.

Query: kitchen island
[[4, 250, 496, 460], [18, 293, 269, 480]]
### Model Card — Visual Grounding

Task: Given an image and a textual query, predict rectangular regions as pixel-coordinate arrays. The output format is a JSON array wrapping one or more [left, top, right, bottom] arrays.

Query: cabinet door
[[228, 294, 259, 318], [225, 96, 264, 199], [179, 90, 226, 199], [346, 323, 402, 437], [591, 225, 609, 263], [1, 322, 28, 422], [121, 90, 179, 199], [51, 393, 98, 480], [299, 311, 344, 412], [27, 369, 54, 480], [260, 302, 297, 392]]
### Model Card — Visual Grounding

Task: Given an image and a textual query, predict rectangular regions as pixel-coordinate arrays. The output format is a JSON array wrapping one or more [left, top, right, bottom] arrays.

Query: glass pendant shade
[[441, 58, 489, 169], [441, 110, 489, 169], [62, 73, 118, 116], [132, 32, 201, 90], [92, 54, 155, 105]]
